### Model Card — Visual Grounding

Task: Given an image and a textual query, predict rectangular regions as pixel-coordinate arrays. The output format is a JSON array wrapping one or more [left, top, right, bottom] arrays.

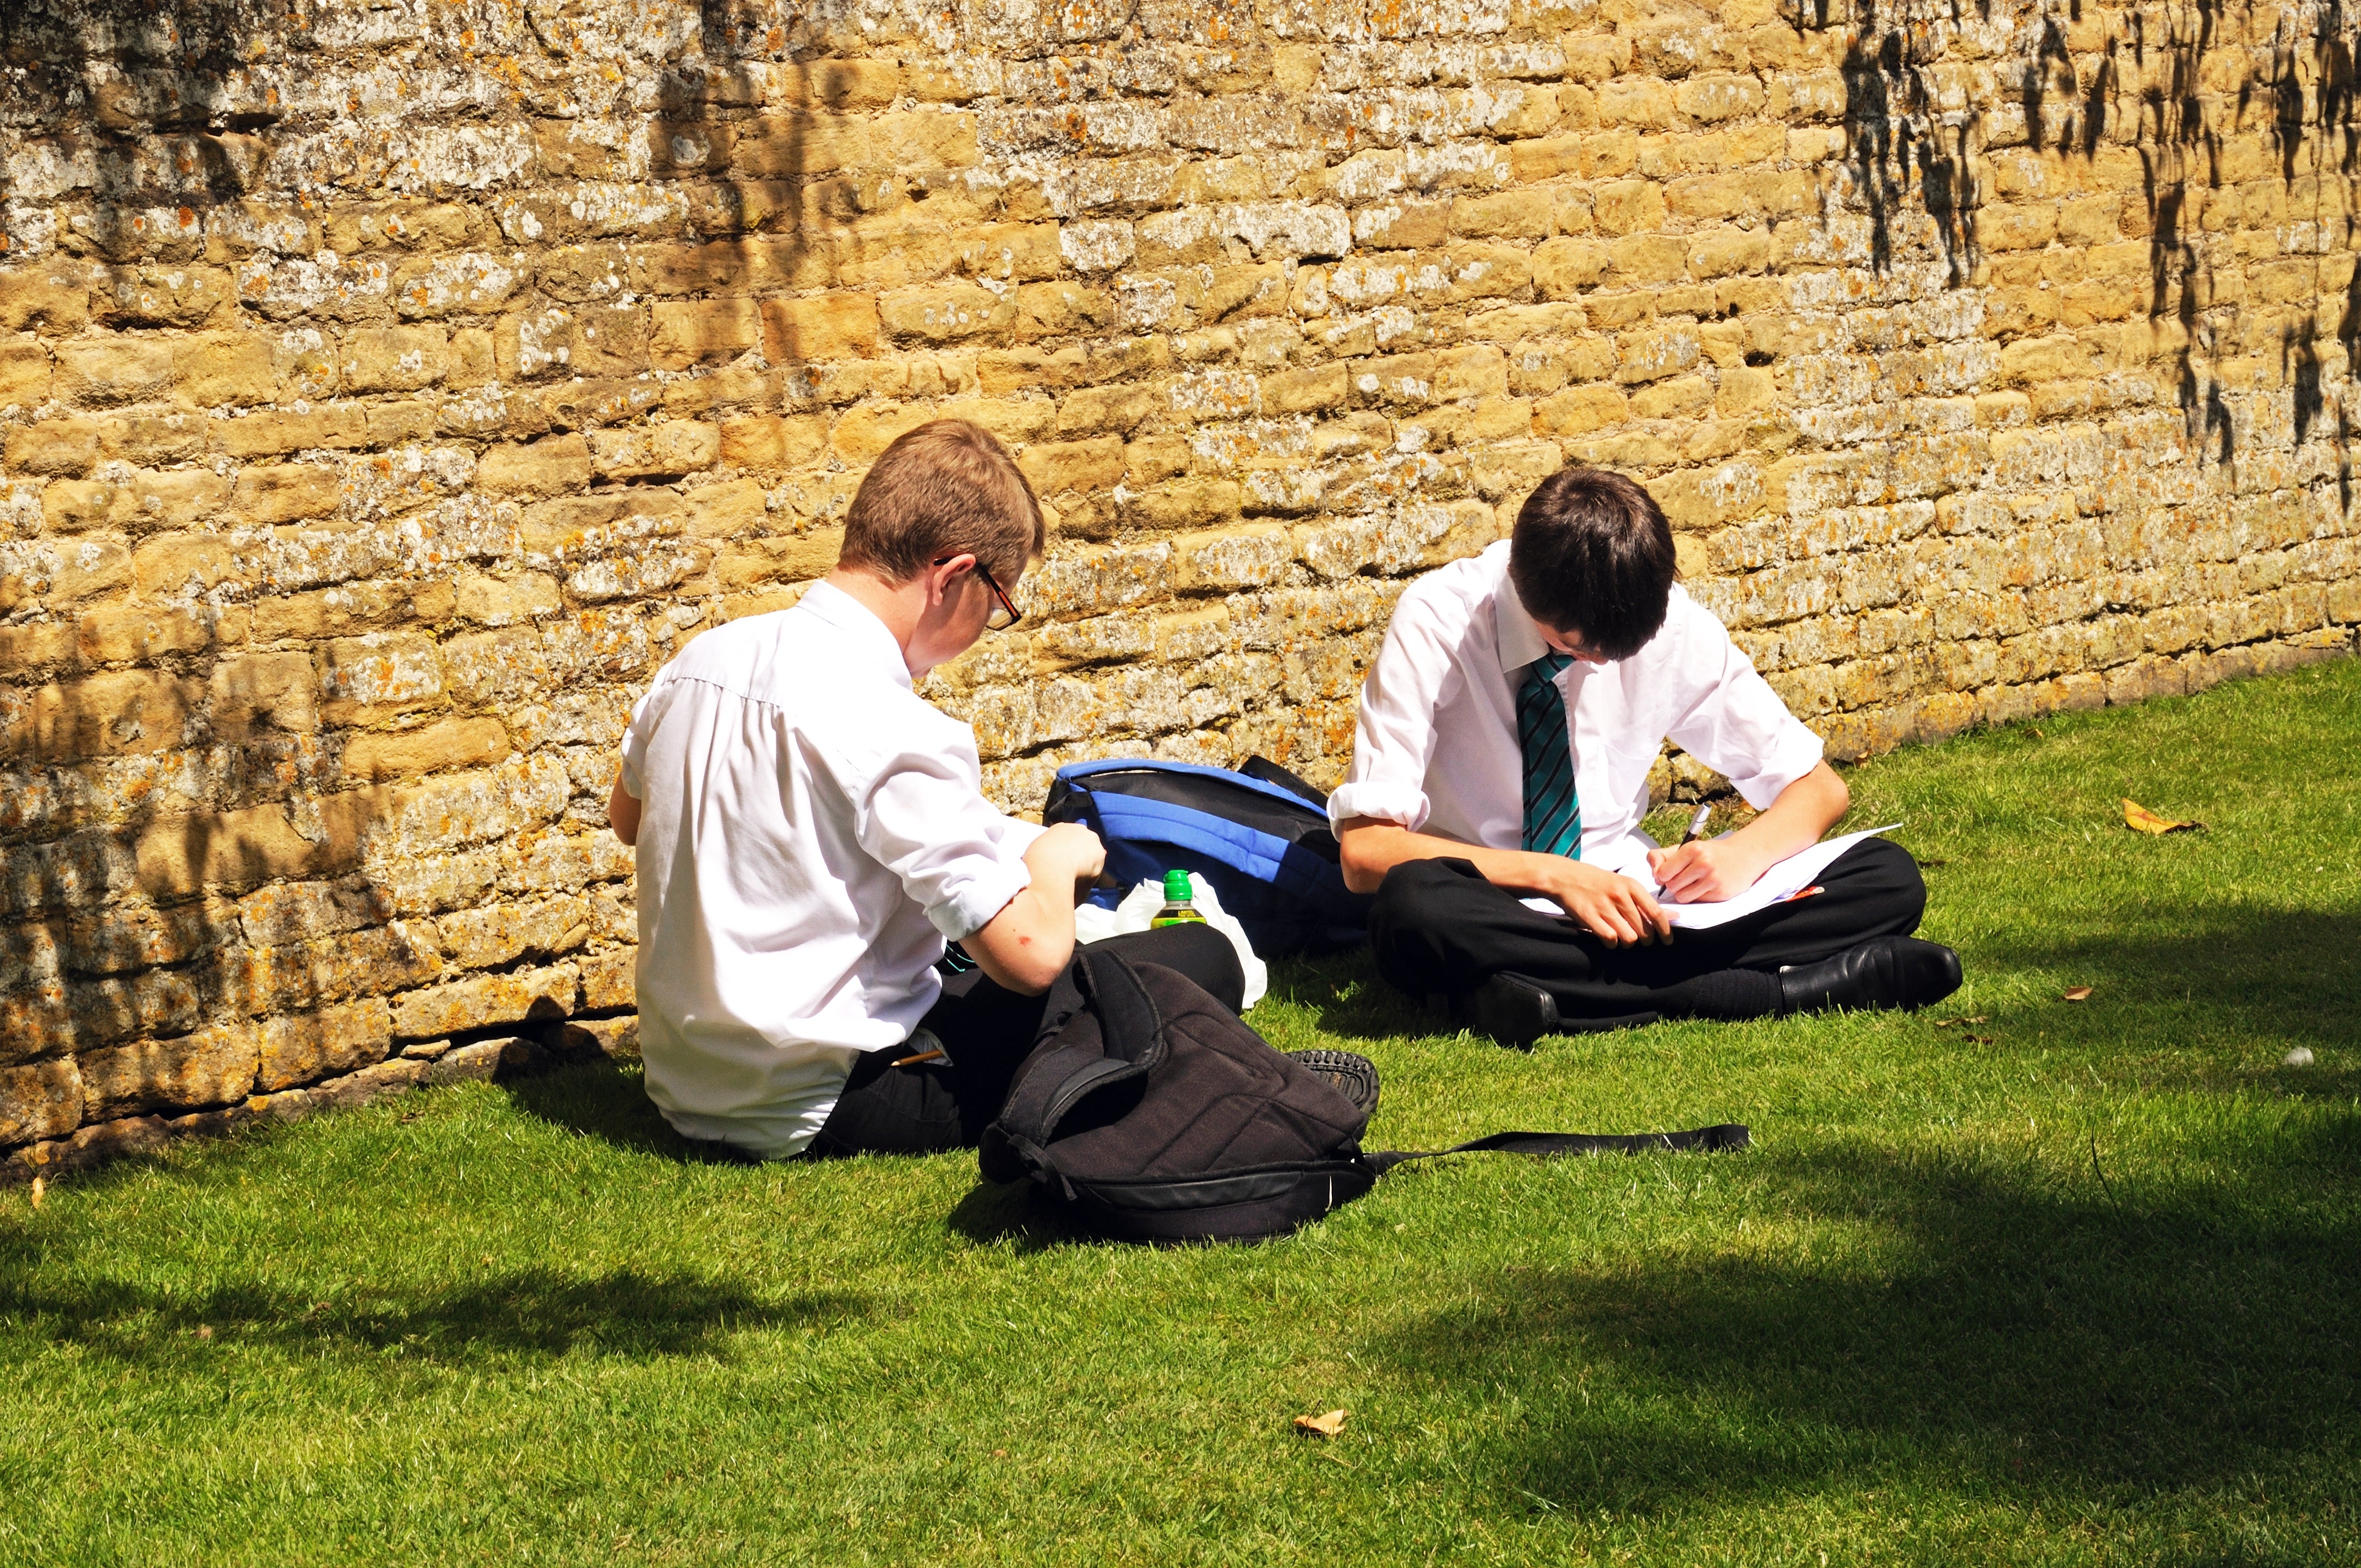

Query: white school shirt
[[1328, 542, 1824, 866], [618, 580, 1042, 1159]]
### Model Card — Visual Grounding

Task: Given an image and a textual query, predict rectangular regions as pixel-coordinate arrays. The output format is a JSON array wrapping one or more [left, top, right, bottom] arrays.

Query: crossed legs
[[1369, 837, 1956, 1037]]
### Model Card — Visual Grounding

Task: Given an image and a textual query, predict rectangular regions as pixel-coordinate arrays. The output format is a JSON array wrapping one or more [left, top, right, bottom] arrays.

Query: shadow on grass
[[943, 1178, 1089, 1252], [0, 1245, 867, 1364], [1973, 905, 2361, 1076], [1381, 1121, 2361, 1518], [501, 1056, 764, 1164], [1266, 950, 1439, 1044]]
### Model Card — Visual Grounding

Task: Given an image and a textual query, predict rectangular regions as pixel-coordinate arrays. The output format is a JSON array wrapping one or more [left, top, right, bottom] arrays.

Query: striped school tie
[[1517, 652, 1581, 858]]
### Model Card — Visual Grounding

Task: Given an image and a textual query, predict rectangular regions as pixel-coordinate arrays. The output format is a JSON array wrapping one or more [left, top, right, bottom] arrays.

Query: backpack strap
[[1363, 1123, 1750, 1174]]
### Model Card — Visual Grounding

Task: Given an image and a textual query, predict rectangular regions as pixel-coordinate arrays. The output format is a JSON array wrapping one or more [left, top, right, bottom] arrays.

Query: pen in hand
[[1680, 802, 1712, 844]]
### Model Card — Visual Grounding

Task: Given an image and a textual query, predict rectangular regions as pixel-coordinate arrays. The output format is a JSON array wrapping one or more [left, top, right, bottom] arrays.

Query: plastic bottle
[[1149, 869, 1205, 928]]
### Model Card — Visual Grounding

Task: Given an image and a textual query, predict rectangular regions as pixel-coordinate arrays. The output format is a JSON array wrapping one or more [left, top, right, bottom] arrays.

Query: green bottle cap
[[1163, 869, 1194, 902]]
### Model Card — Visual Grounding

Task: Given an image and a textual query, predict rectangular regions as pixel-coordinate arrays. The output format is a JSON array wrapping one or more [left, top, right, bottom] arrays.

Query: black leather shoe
[[1466, 972, 1561, 1050], [1778, 937, 1963, 1015]]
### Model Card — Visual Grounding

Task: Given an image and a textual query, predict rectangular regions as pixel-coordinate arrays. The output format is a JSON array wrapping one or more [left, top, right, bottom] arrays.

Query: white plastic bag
[[1073, 872, 1267, 1010]]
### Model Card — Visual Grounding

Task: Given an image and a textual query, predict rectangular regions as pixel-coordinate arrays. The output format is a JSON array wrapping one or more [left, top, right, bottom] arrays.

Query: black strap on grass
[[1364, 1124, 1750, 1175]]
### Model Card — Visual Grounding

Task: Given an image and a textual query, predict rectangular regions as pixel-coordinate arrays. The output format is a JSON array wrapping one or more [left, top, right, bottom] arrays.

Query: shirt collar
[[796, 579, 915, 691], [1492, 555, 1549, 674]]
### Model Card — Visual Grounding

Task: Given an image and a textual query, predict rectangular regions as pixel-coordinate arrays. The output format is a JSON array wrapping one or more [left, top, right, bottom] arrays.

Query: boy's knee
[[1848, 836, 1928, 927], [1369, 857, 1481, 946]]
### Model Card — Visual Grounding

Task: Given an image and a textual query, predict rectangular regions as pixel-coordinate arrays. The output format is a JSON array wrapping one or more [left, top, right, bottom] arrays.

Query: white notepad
[[1519, 825, 1903, 931]]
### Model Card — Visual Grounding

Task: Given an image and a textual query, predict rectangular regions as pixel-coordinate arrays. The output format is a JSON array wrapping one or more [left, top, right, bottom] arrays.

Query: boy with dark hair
[[1332, 465, 1962, 1048], [607, 420, 1245, 1159]]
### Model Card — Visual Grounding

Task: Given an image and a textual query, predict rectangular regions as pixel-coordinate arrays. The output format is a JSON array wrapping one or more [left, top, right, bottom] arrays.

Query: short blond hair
[[837, 420, 1045, 585]]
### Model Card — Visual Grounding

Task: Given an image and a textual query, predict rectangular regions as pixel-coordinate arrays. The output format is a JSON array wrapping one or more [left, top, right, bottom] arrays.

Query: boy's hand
[[1032, 821, 1107, 890], [1533, 857, 1671, 946], [1645, 839, 1771, 904]]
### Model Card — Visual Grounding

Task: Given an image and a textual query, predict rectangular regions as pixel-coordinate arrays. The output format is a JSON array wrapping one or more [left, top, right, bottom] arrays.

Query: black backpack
[[978, 949, 1749, 1244]]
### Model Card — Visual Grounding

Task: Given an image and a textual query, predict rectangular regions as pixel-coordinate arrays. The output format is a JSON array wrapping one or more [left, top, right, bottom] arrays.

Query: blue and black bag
[[1042, 756, 1373, 956]]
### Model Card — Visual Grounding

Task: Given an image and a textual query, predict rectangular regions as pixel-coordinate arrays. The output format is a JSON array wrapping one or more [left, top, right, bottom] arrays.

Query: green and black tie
[[1518, 652, 1581, 858]]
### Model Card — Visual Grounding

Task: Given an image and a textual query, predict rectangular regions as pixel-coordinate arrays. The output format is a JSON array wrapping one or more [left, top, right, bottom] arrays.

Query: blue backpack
[[1043, 757, 1374, 956]]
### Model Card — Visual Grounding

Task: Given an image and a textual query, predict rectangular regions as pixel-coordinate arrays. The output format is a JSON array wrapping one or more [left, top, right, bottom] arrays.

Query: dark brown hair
[[1507, 466, 1679, 661], [837, 419, 1046, 585]]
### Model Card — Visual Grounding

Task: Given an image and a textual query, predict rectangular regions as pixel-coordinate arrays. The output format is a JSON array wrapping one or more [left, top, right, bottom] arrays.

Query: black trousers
[[1369, 837, 1928, 1025], [806, 923, 1244, 1159]]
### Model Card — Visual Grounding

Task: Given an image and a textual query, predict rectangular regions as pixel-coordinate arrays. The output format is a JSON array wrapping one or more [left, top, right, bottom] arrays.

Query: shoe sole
[[1286, 1049, 1380, 1116]]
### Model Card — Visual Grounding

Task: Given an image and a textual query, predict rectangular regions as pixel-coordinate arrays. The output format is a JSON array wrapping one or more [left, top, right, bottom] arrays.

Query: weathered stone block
[[0, 335, 51, 408], [340, 326, 451, 393], [437, 894, 591, 971], [174, 333, 279, 406], [389, 962, 579, 1042], [576, 949, 636, 1011], [134, 805, 337, 897], [79, 1023, 259, 1119], [31, 671, 201, 761], [55, 337, 177, 405], [651, 299, 765, 367], [319, 634, 444, 720], [306, 1057, 426, 1113], [254, 998, 394, 1092], [0, 1058, 82, 1147], [232, 464, 343, 525], [210, 652, 319, 741], [590, 421, 722, 480], [477, 435, 594, 497], [341, 717, 512, 782], [763, 294, 882, 361]]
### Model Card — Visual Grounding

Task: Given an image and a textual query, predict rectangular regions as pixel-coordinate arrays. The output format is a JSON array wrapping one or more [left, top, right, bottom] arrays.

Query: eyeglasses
[[937, 556, 1023, 631], [976, 563, 1022, 631]]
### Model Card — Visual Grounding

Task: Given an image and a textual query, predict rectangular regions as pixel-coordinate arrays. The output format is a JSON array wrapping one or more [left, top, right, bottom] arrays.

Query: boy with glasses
[[1332, 465, 1962, 1048], [607, 420, 1242, 1159]]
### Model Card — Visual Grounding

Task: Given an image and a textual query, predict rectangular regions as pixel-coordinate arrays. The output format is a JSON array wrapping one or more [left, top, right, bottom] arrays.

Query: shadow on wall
[[1802, 0, 2361, 478], [1374, 1122, 2361, 1517], [0, 0, 867, 1166]]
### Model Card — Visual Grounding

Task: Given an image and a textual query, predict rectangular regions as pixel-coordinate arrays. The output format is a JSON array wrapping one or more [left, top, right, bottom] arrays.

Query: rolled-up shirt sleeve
[[618, 666, 676, 799], [1664, 621, 1825, 810], [851, 741, 1037, 942], [1328, 592, 1468, 834]]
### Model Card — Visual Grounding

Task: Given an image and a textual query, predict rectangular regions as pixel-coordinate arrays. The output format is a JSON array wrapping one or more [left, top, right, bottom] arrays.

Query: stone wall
[[5, 0, 2360, 1174]]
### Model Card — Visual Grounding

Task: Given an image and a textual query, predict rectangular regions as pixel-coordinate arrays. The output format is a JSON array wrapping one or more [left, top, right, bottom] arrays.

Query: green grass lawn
[[5, 661, 2360, 1566]]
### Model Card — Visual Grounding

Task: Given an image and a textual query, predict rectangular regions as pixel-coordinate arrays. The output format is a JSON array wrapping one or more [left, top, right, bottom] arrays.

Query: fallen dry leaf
[[2063, 986, 2094, 1002], [28, 1177, 42, 1209], [2123, 798, 2204, 835], [1294, 1409, 1348, 1438], [1965, 1034, 1996, 1044]]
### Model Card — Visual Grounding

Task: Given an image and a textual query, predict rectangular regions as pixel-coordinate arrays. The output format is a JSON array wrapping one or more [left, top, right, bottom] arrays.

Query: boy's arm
[[1644, 761, 1848, 902], [1337, 819, 1672, 948], [608, 771, 641, 847], [961, 823, 1107, 994]]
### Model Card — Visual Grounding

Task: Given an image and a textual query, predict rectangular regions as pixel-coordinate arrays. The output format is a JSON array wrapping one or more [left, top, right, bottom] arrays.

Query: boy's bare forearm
[[1722, 761, 1849, 865], [965, 823, 1105, 996], [1336, 819, 1560, 897]]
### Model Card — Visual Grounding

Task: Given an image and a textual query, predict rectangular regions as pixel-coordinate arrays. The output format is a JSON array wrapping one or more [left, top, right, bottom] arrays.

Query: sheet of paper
[[1519, 825, 1903, 930]]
